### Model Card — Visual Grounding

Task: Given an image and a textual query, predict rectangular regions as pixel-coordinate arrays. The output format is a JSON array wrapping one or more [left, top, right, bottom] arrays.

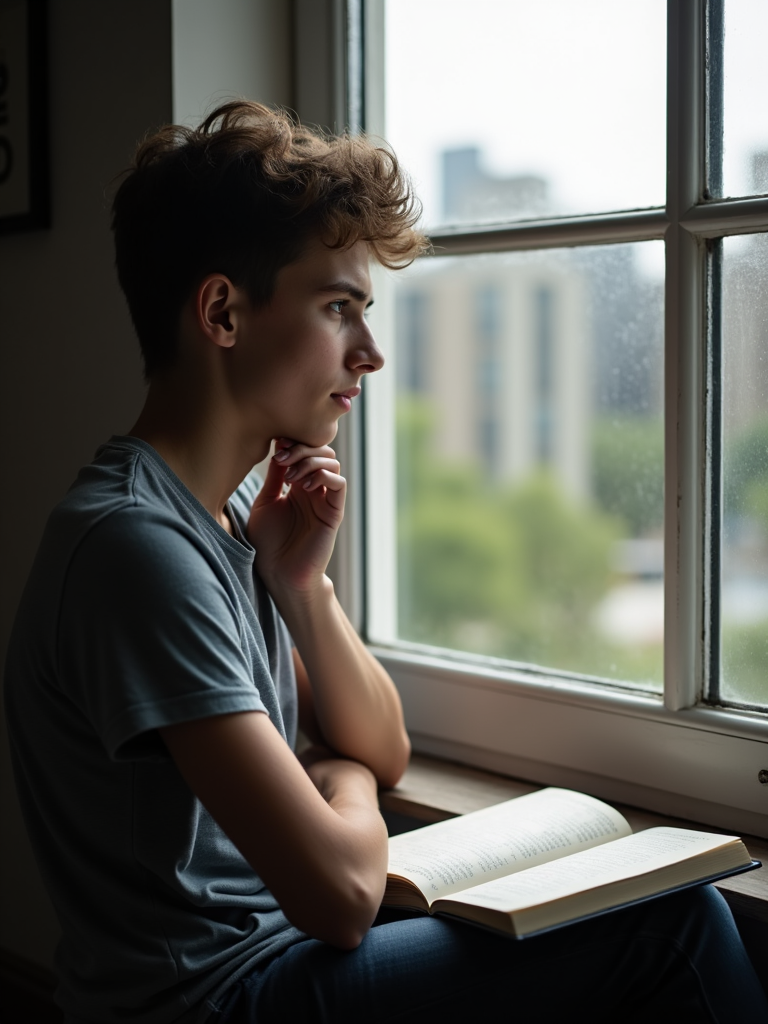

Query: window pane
[[390, 243, 664, 689], [720, 234, 768, 707], [383, 0, 666, 229], [721, 0, 768, 198]]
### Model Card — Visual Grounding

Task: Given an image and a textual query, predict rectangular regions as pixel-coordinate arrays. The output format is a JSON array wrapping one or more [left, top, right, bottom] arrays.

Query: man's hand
[[304, 753, 380, 807], [247, 439, 344, 598], [247, 439, 411, 791], [299, 746, 379, 807]]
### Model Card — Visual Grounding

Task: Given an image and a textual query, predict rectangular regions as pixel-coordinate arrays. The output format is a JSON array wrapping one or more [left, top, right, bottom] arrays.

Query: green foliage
[[395, 399, 624, 671], [396, 402, 522, 646], [505, 474, 616, 610], [724, 416, 768, 524], [722, 622, 768, 706], [491, 474, 620, 665], [745, 479, 768, 528], [394, 400, 766, 696], [399, 487, 518, 628], [591, 416, 664, 536]]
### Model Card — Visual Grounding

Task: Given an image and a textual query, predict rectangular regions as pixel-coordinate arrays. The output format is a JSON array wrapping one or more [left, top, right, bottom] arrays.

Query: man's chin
[[314, 422, 340, 447], [294, 422, 339, 449]]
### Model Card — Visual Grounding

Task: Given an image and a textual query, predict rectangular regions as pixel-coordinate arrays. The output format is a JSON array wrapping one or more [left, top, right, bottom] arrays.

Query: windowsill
[[375, 647, 768, 836], [380, 753, 768, 924]]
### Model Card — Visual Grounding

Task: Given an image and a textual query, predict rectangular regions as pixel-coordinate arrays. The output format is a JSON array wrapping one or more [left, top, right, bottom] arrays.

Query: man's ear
[[195, 274, 241, 350]]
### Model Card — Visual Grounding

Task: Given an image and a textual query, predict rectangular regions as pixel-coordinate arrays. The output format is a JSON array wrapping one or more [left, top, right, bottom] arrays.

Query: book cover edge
[[435, 859, 763, 941]]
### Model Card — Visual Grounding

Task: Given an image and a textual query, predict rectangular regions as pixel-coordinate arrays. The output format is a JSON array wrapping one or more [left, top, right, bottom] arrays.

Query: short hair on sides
[[111, 100, 429, 378]]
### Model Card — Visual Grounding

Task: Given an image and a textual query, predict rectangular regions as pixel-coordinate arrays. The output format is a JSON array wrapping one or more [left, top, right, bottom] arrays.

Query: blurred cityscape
[[391, 147, 767, 703]]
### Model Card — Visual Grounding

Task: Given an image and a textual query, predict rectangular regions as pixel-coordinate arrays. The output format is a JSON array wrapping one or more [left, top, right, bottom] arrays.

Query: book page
[[387, 788, 631, 905], [447, 827, 743, 914]]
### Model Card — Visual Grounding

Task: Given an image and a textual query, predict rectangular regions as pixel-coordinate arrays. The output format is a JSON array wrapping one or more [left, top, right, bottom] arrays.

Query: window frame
[[295, 0, 768, 836]]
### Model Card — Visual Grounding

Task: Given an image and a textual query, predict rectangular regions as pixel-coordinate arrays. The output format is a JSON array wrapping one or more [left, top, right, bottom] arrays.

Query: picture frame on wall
[[0, 0, 49, 234]]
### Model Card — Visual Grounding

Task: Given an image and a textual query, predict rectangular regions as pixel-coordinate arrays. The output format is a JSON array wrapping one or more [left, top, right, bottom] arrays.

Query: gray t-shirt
[[4, 436, 304, 1023]]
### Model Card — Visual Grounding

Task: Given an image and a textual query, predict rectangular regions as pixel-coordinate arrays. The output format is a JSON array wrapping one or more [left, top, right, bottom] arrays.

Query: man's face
[[230, 238, 384, 450]]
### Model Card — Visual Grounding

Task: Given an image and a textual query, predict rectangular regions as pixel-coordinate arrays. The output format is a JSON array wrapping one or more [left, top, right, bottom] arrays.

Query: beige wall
[[172, 0, 293, 125], [0, 0, 292, 970]]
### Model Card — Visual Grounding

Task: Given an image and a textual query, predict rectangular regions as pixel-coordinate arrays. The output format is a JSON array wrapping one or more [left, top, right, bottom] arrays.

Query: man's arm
[[249, 442, 410, 789], [161, 442, 405, 949], [288, 592, 410, 789], [160, 710, 388, 949]]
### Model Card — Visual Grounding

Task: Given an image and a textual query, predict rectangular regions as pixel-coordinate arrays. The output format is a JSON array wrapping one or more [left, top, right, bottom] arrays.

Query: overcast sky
[[384, 0, 767, 273]]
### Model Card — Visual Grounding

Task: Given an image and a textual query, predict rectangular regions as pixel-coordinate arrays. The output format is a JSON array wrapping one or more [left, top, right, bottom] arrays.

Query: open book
[[383, 788, 758, 938]]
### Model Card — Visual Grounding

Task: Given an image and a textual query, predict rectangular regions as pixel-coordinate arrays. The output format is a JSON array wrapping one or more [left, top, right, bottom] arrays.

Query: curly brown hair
[[112, 101, 428, 377]]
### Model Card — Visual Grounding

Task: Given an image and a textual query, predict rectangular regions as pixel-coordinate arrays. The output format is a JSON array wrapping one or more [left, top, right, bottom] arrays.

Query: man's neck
[[129, 382, 270, 532]]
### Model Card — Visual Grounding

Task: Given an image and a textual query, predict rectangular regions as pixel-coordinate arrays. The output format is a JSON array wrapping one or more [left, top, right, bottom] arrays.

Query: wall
[[0, 0, 292, 971], [172, 0, 292, 125]]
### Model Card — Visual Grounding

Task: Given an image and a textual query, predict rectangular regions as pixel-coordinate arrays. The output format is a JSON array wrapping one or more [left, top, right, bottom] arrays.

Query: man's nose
[[348, 324, 385, 374]]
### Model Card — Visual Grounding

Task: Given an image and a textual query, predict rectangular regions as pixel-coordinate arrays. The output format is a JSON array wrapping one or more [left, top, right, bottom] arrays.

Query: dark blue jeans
[[216, 886, 768, 1024]]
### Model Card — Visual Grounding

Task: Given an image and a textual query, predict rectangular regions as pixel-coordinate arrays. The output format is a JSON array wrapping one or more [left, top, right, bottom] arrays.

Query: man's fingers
[[254, 455, 288, 504], [284, 457, 341, 485], [301, 470, 346, 493], [273, 442, 337, 469], [254, 441, 345, 527], [321, 484, 346, 515], [303, 473, 346, 519]]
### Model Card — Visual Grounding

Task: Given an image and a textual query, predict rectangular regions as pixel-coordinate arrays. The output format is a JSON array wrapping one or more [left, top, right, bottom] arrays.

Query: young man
[[5, 103, 767, 1024]]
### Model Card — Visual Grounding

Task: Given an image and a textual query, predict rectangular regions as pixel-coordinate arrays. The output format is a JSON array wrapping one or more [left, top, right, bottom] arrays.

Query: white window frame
[[294, 0, 768, 837]]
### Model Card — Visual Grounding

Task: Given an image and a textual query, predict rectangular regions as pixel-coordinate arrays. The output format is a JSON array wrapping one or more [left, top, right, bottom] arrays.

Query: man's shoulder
[[49, 436, 166, 536], [52, 436, 213, 545], [29, 440, 227, 615]]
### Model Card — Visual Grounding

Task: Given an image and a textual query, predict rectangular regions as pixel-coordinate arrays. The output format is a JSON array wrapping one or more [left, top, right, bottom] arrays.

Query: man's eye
[[329, 300, 346, 314]]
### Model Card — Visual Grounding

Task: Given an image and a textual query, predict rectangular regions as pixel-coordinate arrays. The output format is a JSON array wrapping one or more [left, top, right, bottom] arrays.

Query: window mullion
[[664, 0, 708, 711], [426, 208, 667, 256], [705, 0, 725, 200], [680, 195, 768, 236], [294, 0, 349, 132], [346, 0, 365, 133], [704, 238, 723, 702]]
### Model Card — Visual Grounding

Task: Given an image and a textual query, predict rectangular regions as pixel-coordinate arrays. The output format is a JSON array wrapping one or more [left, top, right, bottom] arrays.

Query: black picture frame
[[0, 0, 49, 234]]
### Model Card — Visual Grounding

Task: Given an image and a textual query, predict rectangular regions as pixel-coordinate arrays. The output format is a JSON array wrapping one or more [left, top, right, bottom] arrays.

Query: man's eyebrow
[[318, 281, 374, 306]]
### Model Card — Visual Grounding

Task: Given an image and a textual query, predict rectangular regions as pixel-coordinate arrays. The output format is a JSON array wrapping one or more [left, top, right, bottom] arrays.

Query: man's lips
[[331, 386, 361, 411]]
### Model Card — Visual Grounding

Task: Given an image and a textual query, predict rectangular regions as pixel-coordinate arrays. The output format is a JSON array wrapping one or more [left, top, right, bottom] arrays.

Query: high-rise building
[[396, 252, 591, 499], [395, 147, 664, 503]]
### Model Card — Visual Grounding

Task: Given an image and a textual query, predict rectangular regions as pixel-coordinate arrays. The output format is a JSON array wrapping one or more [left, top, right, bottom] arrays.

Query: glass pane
[[393, 242, 664, 689], [720, 234, 768, 707], [382, 0, 667, 230], [722, 0, 768, 198]]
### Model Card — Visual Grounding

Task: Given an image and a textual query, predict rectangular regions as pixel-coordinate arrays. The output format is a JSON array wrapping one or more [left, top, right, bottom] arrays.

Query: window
[[296, 0, 768, 835]]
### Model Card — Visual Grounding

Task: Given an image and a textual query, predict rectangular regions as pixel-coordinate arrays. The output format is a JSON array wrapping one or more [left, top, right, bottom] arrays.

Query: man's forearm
[[162, 713, 389, 950], [275, 576, 410, 788]]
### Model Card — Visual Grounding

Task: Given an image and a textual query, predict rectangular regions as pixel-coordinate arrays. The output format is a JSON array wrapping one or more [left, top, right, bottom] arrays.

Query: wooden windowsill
[[380, 754, 768, 924]]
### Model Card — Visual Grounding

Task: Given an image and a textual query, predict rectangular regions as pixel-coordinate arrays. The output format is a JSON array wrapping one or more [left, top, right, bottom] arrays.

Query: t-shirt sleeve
[[58, 508, 268, 761]]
